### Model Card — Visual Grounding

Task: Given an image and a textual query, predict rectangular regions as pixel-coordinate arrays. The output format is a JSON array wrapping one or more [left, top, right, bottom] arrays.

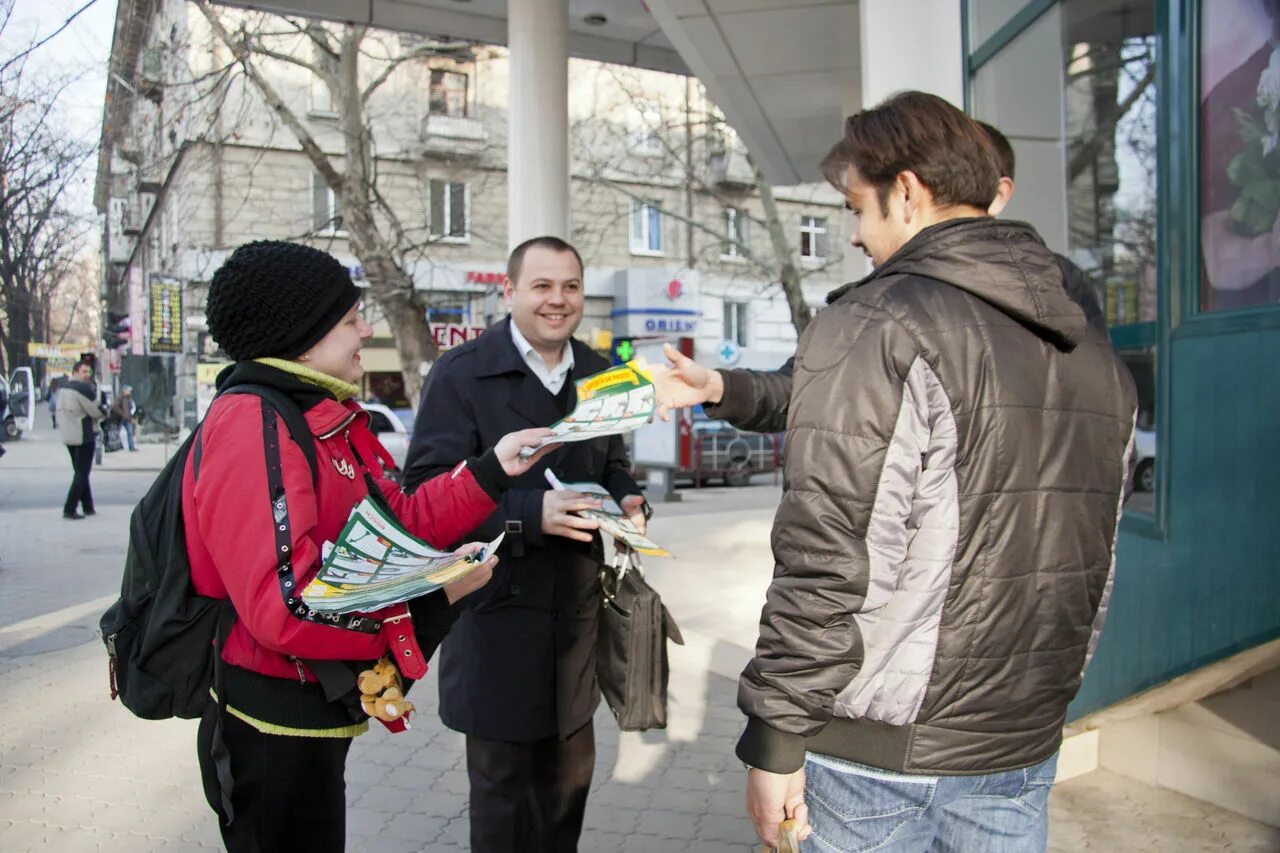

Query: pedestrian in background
[[57, 362, 105, 520], [112, 385, 138, 451]]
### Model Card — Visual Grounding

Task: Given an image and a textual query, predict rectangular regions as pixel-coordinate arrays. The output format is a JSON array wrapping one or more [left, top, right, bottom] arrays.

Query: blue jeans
[[803, 751, 1058, 853], [122, 420, 136, 450]]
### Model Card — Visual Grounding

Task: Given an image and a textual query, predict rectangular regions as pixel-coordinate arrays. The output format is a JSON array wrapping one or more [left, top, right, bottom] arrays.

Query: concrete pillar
[[858, 0, 964, 109], [507, 0, 570, 249]]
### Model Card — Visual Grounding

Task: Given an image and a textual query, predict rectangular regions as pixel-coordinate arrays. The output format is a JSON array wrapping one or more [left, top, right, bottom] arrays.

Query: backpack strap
[[257, 400, 382, 636]]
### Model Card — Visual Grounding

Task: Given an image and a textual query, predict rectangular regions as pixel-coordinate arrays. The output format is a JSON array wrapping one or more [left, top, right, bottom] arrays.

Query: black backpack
[[100, 385, 318, 720]]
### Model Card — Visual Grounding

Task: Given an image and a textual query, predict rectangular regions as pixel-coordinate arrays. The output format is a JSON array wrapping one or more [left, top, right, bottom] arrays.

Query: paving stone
[[696, 812, 755, 844], [636, 808, 701, 839]]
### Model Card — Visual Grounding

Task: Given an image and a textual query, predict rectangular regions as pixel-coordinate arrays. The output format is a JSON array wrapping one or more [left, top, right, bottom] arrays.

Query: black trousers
[[63, 443, 95, 515], [466, 720, 596, 853], [197, 703, 352, 853]]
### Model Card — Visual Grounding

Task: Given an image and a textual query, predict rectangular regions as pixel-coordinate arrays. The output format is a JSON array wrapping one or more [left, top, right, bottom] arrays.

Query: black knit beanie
[[206, 241, 362, 361]]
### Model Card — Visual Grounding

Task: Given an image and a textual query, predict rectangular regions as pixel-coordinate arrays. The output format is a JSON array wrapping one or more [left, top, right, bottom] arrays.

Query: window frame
[[428, 68, 469, 117], [629, 199, 666, 256], [799, 214, 829, 262], [723, 299, 749, 347], [428, 179, 470, 243], [311, 172, 345, 235], [722, 206, 749, 260]]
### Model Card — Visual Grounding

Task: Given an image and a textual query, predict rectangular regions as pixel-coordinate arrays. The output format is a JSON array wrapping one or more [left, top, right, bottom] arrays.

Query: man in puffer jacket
[[728, 93, 1137, 851]]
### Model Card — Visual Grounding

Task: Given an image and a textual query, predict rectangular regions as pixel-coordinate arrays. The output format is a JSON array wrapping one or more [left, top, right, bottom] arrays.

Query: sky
[[3, 0, 116, 220]]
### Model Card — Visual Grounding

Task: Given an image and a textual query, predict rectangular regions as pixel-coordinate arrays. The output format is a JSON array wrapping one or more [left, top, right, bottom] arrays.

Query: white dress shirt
[[509, 319, 574, 395]]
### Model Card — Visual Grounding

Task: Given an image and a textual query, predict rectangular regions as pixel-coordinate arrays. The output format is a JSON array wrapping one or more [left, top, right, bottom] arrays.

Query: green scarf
[[254, 357, 360, 402]]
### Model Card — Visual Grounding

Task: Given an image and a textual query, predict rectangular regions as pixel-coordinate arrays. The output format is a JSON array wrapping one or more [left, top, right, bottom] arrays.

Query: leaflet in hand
[[520, 360, 656, 458], [544, 470, 671, 557], [301, 497, 503, 614]]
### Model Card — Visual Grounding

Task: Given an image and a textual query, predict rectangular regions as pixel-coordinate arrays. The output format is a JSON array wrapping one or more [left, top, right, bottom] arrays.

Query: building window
[[630, 99, 665, 157], [799, 215, 828, 260], [724, 300, 749, 347], [722, 207, 749, 258], [630, 199, 664, 255], [1199, 2, 1280, 312], [309, 76, 337, 115], [429, 180, 468, 240], [312, 173, 343, 233], [429, 69, 468, 117]]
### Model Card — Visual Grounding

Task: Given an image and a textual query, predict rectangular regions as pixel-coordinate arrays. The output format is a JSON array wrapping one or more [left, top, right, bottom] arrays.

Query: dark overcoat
[[403, 318, 642, 741]]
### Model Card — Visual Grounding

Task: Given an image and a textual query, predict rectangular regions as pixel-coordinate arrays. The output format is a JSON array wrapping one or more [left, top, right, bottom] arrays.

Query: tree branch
[[195, 1, 342, 188]]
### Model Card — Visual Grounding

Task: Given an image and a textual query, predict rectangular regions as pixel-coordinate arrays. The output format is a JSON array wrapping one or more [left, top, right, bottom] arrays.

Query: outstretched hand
[[494, 428, 559, 477], [652, 343, 725, 422]]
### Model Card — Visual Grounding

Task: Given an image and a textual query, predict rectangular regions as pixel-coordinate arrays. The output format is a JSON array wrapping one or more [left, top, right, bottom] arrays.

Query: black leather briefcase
[[597, 549, 684, 731]]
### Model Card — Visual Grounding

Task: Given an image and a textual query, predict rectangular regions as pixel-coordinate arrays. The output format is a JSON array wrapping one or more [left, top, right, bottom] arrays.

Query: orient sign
[[431, 323, 485, 349]]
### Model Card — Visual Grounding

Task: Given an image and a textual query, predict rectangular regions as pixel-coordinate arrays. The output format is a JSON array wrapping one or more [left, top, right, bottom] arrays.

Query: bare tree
[[0, 41, 94, 376], [193, 2, 490, 404]]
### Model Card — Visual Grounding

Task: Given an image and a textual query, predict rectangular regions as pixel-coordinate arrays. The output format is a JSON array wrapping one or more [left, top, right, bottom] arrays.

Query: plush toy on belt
[[357, 657, 414, 723]]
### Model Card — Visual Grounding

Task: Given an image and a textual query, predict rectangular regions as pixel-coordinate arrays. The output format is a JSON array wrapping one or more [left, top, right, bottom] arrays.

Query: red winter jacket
[[183, 391, 498, 687]]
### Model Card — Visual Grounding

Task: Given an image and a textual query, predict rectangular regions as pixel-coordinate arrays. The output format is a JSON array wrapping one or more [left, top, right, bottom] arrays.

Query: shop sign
[[148, 275, 183, 353], [27, 342, 91, 359], [431, 323, 485, 349]]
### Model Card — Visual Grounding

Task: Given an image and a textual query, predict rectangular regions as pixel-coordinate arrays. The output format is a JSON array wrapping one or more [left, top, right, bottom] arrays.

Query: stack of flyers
[[544, 469, 671, 557], [301, 497, 504, 614], [520, 360, 656, 458]]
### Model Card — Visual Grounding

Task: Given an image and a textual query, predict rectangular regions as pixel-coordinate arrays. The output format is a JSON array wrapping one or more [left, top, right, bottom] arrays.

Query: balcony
[[419, 113, 489, 159], [708, 146, 755, 189]]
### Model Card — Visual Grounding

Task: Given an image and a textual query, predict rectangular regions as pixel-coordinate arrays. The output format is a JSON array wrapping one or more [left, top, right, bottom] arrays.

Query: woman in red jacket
[[188, 241, 554, 852]]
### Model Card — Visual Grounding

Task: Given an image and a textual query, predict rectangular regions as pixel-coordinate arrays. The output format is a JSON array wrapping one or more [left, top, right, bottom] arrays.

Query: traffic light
[[105, 310, 131, 349], [612, 337, 635, 365]]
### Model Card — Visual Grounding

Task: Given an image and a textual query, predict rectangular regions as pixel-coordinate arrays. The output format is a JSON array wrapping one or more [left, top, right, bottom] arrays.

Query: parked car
[[1132, 427, 1156, 492], [686, 411, 782, 487], [1, 367, 35, 441], [359, 401, 411, 476]]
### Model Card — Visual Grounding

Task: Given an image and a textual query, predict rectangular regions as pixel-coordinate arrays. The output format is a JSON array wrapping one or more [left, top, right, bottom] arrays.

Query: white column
[[507, 0, 570, 249], [858, 0, 964, 109]]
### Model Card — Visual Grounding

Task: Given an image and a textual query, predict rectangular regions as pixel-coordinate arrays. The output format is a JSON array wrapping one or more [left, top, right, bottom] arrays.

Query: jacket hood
[[65, 379, 97, 400], [829, 218, 1088, 350], [214, 360, 356, 434]]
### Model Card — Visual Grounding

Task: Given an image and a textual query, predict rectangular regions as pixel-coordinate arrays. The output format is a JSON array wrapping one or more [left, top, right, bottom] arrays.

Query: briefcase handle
[[601, 546, 643, 606]]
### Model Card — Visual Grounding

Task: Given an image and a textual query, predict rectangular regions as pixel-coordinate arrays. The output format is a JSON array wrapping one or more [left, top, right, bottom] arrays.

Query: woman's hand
[[443, 542, 497, 604], [494, 427, 559, 477]]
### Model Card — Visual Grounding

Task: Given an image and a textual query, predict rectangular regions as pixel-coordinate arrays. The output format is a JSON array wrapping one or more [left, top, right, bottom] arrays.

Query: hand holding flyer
[[519, 360, 657, 458], [301, 497, 504, 614], [544, 469, 671, 557]]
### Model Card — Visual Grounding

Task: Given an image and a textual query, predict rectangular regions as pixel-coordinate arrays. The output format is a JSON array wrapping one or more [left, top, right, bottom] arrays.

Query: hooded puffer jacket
[[737, 218, 1137, 776]]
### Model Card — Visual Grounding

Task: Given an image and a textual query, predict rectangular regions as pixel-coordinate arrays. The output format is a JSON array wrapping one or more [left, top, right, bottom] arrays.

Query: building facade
[[94, 0, 848, 419]]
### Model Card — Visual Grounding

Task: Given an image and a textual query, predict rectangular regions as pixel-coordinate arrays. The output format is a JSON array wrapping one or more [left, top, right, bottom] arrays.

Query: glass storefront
[[969, 0, 1159, 515]]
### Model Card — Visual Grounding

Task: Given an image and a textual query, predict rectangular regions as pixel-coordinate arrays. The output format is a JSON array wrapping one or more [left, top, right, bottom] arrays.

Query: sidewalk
[[0, 440, 1277, 851]]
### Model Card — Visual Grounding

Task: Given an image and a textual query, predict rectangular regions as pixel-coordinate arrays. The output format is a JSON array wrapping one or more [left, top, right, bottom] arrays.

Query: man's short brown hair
[[506, 236, 584, 284], [820, 91, 1001, 214], [977, 120, 1016, 181]]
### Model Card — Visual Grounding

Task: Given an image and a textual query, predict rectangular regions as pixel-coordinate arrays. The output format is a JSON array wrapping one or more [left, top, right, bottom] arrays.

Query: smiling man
[[730, 92, 1137, 852], [404, 236, 647, 853]]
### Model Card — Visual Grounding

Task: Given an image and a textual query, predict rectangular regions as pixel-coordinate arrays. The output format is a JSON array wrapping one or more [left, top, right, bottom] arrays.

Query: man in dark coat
[[404, 236, 647, 853]]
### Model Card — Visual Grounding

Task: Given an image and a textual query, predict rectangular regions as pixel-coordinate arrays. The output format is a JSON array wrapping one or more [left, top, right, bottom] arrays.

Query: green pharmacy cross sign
[[614, 338, 635, 363]]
